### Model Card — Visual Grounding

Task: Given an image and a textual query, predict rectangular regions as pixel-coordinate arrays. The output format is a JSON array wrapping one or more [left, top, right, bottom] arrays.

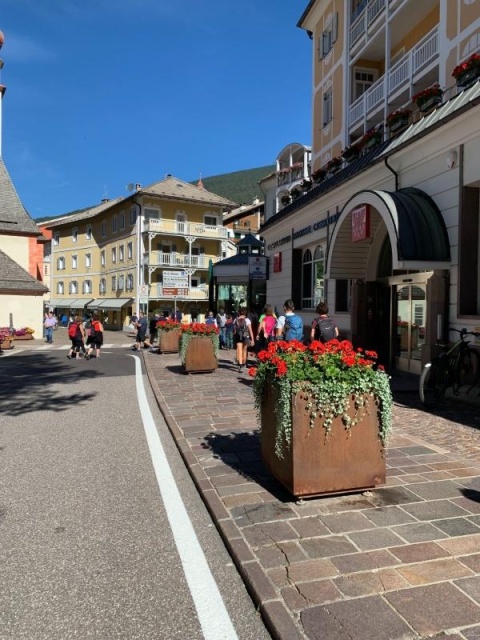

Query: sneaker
[[84, 355, 90, 360], [67, 355, 71, 359]]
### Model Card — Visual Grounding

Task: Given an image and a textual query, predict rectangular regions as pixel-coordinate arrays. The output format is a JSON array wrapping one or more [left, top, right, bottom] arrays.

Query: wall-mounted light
[[446, 150, 457, 169]]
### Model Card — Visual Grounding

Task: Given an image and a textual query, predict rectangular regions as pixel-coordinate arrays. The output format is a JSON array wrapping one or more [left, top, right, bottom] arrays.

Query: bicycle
[[419, 328, 480, 408]]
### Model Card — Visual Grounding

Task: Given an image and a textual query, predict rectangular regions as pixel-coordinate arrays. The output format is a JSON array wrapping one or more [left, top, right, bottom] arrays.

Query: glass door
[[395, 284, 426, 374]]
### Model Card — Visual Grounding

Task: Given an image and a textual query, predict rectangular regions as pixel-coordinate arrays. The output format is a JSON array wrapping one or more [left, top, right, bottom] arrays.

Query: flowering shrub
[[341, 142, 362, 159], [362, 128, 382, 146], [324, 157, 342, 173], [452, 53, 480, 80], [311, 168, 326, 182], [157, 319, 182, 332], [14, 327, 34, 336], [250, 339, 392, 458], [386, 108, 412, 127], [412, 83, 443, 107], [179, 322, 219, 363]]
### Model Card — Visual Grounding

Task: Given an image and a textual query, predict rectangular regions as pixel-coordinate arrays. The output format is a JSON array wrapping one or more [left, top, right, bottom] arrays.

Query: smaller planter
[[455, 68, 480, 89], [182, 336, 217, 373], [418, 95, 443, 112], [13, 334, 34, 340], [388, 117, 409, 133], [158, 328, 181, 353], [0, 337, 14, 350]]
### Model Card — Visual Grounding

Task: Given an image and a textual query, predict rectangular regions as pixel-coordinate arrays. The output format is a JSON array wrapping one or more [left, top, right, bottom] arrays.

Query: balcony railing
[[348, 26, 439, 128], [276, 165, 305, 187], [350, 0, 386, 47], [144, 218, 228, 239], [149, 253, 221, 269], [150, 284, 209, 300]]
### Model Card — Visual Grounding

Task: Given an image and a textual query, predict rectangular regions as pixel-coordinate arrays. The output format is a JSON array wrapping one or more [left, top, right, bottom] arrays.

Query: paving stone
[[463, 624, 480, 639], [458, 553, 480, 573], [223, 493, 264, 509], [301, 535, 358, 558], [253, 520, 299, 543], [230, 501, 296, 526], [330, 549, 400, 574], [453, 495, 480, 514], [363, 505, 417, 527], [290, 516, 330, 538], [296, 579, 342, 606], [348, 527, 406, 551], [319, 511, 376, 533], [391, 521, 448, 543], [455, 576, 480, 603], [433, 517, 480, 537], [402, 499, 469, 521], [396, 558, 473, 585], [397, 445, 439, 456], [385, 582, 480, 636], [407, 480, 465, 500], [287, 558, 339, 583], [301, 595, 413, 640], [334, 568, 408, 597], [389, 541, 450, 564], [367, 485, 421, 506], [280, 585, 308, 612], [255, 545, 289, 570], [438, 533, 480, 555]]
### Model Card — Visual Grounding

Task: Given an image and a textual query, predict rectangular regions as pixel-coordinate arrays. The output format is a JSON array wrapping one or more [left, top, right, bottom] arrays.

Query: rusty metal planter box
[[182, 336, 217, 373], [261, 387, 386, 498], [158, 329, 181, 354]]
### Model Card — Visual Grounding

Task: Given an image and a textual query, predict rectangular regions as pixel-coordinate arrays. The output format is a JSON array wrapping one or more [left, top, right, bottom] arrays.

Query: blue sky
[[0, 0, 312, 218]]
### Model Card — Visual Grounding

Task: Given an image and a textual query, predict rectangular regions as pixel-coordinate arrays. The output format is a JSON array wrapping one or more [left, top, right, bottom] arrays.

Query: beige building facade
[[261, 0, 480, 375]]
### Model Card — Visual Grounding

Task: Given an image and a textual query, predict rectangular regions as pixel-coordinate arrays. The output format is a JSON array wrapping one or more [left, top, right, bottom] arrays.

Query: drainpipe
[[384, 156, 399, 191]]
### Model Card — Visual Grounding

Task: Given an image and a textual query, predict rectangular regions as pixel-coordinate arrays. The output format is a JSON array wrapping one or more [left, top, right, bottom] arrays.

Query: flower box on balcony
[[362, 128, 382, 150], [386, 108, 411, 133], [324, 157, 342, 175], [412, 84, 444, 112], [311, 168, 326, 183], [452, 54, 480, 89], [341, 143, 361, 163]]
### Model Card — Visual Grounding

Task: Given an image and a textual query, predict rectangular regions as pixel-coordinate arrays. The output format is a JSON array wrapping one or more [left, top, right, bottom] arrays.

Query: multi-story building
[[40, 176, 236, 329], [260, 0, 480, 375]]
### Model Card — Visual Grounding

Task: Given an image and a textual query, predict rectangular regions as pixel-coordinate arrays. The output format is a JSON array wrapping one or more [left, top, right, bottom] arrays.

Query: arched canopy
[[326, 187, 451, 279]]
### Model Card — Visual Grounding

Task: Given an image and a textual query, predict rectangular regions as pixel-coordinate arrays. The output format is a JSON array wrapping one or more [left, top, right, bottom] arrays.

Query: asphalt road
[[0, 346, 270, 640]]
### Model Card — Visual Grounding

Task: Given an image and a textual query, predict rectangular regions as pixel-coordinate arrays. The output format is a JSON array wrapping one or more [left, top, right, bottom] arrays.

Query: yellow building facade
[[41, 176, 236, 329]]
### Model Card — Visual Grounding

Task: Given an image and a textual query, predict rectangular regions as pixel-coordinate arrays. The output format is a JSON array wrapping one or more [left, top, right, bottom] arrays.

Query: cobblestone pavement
[[144, 347, 480, 640]]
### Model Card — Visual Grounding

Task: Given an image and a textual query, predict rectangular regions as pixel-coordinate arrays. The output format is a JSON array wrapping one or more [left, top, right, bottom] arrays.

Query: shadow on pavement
[[0, 352, 100, 416]]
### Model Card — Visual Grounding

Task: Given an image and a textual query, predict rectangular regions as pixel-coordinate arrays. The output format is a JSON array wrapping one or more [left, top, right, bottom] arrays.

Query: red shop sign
[[351, 205, 370, 242]]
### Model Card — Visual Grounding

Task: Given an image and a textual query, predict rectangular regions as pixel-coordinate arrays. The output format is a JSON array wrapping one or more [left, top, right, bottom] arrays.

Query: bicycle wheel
[[456, 348, 480, 387], [419, 362, 447, 408]]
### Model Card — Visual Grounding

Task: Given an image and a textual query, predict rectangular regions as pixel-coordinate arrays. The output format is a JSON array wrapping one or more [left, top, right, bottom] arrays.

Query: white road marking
[[132, 355, 239, 640]]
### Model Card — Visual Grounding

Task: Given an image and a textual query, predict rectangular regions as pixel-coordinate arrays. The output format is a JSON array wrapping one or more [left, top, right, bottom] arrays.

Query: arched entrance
[[326, 188, 451, 373]]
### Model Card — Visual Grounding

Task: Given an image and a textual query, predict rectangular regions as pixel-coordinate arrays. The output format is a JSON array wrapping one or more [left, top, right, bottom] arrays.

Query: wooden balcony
[[144, 218, 228, 240]]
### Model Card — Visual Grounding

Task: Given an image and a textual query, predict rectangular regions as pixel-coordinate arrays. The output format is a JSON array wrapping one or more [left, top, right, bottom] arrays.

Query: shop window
[[335, 280, 352, 312], [301, 245, 325, 309], [459, 186, 480, 315]]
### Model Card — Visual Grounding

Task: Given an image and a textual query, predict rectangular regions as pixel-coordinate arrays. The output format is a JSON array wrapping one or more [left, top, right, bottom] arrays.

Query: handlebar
[[450, 328, 480, 338]]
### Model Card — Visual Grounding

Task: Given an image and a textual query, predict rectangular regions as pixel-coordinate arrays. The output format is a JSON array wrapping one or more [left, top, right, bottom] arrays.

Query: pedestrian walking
[[43, 310, 58, 344], [216, 307, 227, 349], [233, 307, 254, 372], [275, 299, 304, 342], [225, 314, 234, 350], [256, 304, 277, 350], [67, 315, 87, 359], [85, 313, 104, 359], [310, 301, 339, 343], [205, 310, 217, 328], [133, 311, 151, 351]]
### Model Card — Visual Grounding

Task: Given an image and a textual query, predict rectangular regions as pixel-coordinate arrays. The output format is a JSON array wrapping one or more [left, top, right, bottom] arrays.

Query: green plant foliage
[[250, 339, 393, 459], [198, 165, 275, 206]]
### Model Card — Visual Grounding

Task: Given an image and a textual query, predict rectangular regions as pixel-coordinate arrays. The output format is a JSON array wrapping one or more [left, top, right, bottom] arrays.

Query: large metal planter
[[158, 329, 181, 354], [261, 387, 386, 498], [182, 336, 217, 373]]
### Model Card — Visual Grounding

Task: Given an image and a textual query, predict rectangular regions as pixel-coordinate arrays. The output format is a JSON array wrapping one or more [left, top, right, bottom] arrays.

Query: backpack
[[314, 316, 337, 343], [263, 316, 276, 339], [205, 317, 216, 326], [284, 314, 303, 341], [90, 320, 102, 340], [234, 317, 249, 342], [68, 323, 78, 339]]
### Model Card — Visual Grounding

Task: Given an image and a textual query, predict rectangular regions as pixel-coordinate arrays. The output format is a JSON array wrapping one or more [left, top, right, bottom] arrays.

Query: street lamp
[[133, 198, 142, 317]]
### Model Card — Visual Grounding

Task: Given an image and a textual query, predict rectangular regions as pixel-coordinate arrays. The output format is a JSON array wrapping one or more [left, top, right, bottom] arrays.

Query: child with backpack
[[276, 299, 304, 342], [233, 307, 255, 372], [310, 301, 339, 343], [256, 304, 277, 350], [66, 315, 87, 359], [85, 313, 104, 359]]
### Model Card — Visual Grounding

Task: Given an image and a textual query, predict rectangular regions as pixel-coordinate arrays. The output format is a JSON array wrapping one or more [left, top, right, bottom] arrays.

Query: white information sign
[[248, 256, 267, 280], [163, 270, 189, 288]]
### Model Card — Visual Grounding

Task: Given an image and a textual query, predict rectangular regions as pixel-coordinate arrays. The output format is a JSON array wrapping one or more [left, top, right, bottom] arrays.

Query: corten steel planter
[[182, 336, 217, 373], [158, 329, 181, 354], [261, 387, 386, 498], [0, 338, 14, 350], [13, 334, 33, 340]]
